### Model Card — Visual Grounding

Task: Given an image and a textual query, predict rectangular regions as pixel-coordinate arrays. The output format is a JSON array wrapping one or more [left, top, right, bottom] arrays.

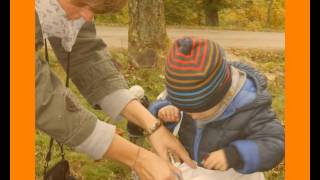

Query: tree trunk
[[205, 9, 219, 26], [266, 0, 274, 26], [128, 0, 168, 68]]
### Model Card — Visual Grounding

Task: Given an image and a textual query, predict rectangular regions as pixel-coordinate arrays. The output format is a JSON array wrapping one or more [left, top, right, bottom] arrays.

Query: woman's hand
[[158, 105, 180, 123], [134, 148, 183, 180], [104, 134, 184, 180], [121, 100, 196, 169], [148, 126, 196, 169]]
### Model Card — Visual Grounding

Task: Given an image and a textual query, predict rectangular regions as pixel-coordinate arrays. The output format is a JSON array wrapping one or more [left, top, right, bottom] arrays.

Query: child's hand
[[202, 149, 229, 171], [158, 105, 180, 122]]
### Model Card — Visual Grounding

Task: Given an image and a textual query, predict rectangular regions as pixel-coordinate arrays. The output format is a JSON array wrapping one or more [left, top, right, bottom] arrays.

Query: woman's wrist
[[103, 134, 144, 167], [143, 118, 162, 136], [122, 100, 160, 131]]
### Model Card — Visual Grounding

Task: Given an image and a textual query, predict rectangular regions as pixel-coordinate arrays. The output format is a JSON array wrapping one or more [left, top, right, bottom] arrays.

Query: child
[[149, 37, 284, 179]]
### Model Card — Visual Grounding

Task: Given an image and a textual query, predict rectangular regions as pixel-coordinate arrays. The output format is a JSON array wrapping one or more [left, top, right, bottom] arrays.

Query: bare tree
[[128, 0, 168, 68]]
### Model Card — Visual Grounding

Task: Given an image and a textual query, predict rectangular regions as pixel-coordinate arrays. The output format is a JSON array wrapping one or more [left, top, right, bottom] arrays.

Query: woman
[[35, 0, 195, 179]]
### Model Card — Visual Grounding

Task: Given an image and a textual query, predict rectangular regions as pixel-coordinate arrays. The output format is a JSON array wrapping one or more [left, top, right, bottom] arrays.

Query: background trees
[[96, 0, 284, 30]]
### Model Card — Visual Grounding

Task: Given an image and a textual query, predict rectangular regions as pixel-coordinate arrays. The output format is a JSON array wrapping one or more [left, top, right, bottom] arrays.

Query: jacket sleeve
[[36, 54, 116, 160], [231, 103, 284, 174], [47, 21, 130, 107], [148, 99, 171, 117]]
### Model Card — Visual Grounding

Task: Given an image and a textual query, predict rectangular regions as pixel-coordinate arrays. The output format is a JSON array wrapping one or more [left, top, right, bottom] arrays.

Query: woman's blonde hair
[[70, 0, 128, 14]]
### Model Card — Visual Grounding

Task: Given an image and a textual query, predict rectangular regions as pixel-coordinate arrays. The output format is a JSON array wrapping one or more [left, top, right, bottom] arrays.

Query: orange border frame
[[10, 0, 310, 179], [10, 0, 35, 180], [285, 0, 310, 179]]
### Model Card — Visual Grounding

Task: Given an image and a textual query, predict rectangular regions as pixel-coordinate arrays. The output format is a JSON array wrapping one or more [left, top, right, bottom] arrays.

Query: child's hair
[[165, 37, 232, 113], [70, 0, 128, 14]]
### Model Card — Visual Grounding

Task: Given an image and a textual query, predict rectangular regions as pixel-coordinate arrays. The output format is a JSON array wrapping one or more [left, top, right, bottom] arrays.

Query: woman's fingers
[[168, 163, 183, 180], [172, 152, 182, 164], [157, 147, 170, 163], [171, 141, 196, 168], [148, 125, 196, 170], [135, 148, 184, 180]]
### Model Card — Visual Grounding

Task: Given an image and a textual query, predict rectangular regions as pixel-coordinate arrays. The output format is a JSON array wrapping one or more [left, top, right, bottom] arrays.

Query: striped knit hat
[[165, 37, 232, 112]]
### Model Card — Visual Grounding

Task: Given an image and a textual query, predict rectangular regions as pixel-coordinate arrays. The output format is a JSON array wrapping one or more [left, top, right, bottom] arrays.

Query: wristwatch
[[143, 119, 162, 136]]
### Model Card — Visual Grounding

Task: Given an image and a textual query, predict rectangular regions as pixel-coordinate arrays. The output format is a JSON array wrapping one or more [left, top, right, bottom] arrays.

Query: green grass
[[36, 48, 284, 179]]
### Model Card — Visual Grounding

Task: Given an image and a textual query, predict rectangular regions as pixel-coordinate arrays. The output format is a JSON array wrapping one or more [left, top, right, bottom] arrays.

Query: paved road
[[96, 26, 285, 50]]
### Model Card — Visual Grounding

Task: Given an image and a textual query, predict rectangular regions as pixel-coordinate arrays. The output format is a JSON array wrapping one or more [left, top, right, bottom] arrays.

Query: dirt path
[[96, 26, 285, 50]]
